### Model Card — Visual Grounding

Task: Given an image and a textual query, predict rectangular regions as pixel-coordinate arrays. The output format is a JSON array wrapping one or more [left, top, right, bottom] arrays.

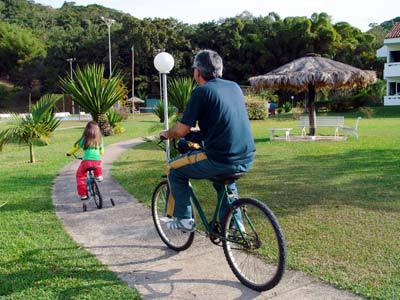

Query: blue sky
[[36, 0, 399, 31]]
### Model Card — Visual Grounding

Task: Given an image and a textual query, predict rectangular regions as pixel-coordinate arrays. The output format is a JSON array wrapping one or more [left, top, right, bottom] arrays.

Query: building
[[377, 22, 400, 105]]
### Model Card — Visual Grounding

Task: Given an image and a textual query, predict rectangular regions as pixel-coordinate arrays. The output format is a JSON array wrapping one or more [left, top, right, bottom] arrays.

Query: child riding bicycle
[[66, 121, 104, 200]]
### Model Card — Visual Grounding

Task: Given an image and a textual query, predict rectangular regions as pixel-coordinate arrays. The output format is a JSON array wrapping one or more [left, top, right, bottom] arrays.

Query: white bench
[[269, 128, 293, 141], [55, 112, 71, 118], [341, 117, 361, 139], [299, 116, 344, 137], [0, 114, 12, 119]]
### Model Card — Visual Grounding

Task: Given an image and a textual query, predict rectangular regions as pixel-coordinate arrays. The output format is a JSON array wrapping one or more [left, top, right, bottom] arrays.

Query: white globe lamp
[[154, 51, 174, 161], [154, 52, 174, 74]]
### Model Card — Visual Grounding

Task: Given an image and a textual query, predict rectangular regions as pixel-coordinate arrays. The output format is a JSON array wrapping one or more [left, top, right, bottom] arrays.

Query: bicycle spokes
[[223, 198, 286, 291]]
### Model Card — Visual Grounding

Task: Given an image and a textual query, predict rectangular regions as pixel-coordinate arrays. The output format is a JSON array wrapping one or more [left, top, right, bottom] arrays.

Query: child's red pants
[[76, 160, 102, 196]]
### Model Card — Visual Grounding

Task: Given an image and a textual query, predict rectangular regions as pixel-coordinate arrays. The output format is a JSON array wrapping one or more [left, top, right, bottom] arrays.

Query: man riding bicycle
[[160, 49, 256, 232]]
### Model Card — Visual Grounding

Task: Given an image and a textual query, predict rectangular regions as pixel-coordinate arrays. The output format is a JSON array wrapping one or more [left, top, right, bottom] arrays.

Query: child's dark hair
[[79, 121, 101, 150]]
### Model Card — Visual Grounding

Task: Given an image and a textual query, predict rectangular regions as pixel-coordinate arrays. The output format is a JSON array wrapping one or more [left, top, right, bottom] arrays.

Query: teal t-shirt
[[78, 138, 103, 161], [181, 78, 255, 164]]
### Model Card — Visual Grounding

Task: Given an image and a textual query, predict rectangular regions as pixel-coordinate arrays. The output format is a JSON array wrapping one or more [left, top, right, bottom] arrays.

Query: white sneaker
[[162, 217, 196, 232], [95, 176, 104, 182]]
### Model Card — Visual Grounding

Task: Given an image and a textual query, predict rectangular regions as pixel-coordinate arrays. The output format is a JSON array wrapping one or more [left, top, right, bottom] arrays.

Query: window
[[390, 51, 400, 63], [389, 82, 400, 95]]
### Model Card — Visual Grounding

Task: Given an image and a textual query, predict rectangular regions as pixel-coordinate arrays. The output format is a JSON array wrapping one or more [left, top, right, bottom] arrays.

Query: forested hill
[[0, 0, 398, 96]]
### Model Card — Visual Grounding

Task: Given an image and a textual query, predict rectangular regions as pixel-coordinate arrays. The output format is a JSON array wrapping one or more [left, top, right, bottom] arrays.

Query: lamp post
[[131, 45, 135, 114], [66, 57, 76, 114], [154, 51, 174, 161], [101, 16, 115, 78]]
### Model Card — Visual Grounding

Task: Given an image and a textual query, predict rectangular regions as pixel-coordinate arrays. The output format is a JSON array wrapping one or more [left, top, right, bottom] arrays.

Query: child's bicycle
[[70, 154, 115, 212], [151, 139, 286, 292]]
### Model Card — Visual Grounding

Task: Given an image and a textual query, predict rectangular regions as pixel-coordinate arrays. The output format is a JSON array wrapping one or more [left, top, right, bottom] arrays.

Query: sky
[[36, 0, 400, 31]]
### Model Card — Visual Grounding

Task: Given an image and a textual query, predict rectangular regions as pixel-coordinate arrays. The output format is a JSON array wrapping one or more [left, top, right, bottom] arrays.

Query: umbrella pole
[[308, 83, 317, 136]]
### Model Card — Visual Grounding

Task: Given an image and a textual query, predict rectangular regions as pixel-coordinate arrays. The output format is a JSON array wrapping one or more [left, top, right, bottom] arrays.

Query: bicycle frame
[[188, 181, 248, 243], [86, 172, 95, 197]]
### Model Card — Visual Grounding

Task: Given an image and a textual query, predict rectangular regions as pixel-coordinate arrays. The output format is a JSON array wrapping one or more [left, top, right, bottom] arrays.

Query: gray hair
[[193, 50, 223, 80]]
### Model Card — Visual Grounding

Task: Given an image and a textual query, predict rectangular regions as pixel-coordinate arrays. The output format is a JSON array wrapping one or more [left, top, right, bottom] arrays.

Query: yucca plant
[[0, 94, 61, 163], [168, 77, 197, 114], [153, 101, 176, 123], [60, 64, 126, 136], [106, 109, 124, 127]]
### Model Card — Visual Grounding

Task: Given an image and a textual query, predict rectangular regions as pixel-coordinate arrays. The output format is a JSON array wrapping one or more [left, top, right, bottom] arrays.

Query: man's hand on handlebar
[[159, 130, 169, 140]]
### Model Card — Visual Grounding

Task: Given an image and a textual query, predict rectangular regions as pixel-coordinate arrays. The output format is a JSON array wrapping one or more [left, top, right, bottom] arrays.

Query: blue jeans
[[166, 150, 253, 220]]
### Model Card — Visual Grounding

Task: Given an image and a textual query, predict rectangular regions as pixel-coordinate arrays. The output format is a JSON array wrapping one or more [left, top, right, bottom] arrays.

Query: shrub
[[106, 109, 123, 127], [245, 101, 267, 120], [292, 105, 305, 120], [153, 102, 176, 123], [113, 123, 125, 134], [359, 107, 374, 119], [276, 107, 283, 114], [282, 102, 291, 113], [168, 77, 197, 113]]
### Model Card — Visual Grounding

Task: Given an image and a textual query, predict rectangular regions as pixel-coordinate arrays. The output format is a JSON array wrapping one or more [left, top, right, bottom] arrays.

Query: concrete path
[[52, 138, 363, 300]]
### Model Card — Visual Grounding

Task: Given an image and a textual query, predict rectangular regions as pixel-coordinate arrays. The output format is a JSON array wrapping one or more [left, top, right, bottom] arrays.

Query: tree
[[0, 94, 61, 163], [0, 21, 46, 75], [60, 64, 126, 135]]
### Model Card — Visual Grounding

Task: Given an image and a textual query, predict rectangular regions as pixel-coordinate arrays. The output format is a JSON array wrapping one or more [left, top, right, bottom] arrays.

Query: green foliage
[[0, 93, 60, 162], [282, 102, 292, 113], [60, 64, 126, 135], [0, 21, 46, 75], [359, 107, 374, 118], [113, 123, 125, 135], [258, 89, 279, 102], [245, 101, 267, 120], [106, 109, 124, 127], [0, 0, 389, 97], [167, 77, 197, 114], [153, 102, 176, 123]]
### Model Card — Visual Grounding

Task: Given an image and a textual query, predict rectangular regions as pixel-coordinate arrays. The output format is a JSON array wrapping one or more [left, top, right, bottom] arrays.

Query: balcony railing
[[384, 95, 400, 106], [384, 62, 400, 78]]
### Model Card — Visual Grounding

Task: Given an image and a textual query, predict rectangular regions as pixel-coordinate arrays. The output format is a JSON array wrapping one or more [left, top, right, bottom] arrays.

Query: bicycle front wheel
[[92, 180, 103, 209], [151, 180, 194, 251], [222, 198, 286, 291]]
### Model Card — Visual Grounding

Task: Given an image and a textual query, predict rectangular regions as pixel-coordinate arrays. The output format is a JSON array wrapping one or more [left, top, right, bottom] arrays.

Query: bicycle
[[69, 154, 115, 212], [151, 139, 286, 292]]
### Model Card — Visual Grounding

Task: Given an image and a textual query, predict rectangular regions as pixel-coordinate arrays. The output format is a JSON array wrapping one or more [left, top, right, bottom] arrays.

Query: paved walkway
[[52, 138, 363, 300]]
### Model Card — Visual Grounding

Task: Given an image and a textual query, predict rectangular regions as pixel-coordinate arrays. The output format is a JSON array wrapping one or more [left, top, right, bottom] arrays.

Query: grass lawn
[[0, 114, 158, 299], [112, 107, 400, 300]]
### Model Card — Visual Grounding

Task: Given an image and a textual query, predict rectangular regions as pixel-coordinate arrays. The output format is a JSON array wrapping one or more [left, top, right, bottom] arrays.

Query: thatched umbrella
[[249, 54, 377, 135], [126, 97, 145, 113]]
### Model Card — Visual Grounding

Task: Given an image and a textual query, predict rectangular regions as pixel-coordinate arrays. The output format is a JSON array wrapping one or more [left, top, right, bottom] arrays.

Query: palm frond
[[60, 64, 126, 117], [168, 77, 197, 113]]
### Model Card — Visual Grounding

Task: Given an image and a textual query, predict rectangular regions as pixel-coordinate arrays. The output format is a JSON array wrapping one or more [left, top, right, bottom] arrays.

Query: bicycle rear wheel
[[151, 180, 194, 251], [92, 180, 103, 209], [222, 198, 286, 291]]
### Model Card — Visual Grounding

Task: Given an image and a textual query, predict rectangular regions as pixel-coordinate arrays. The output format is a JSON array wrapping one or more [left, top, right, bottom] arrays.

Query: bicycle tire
[[151, 180, 194, 251], [222, 198, 286, 292], [92, 180, 103, 209]]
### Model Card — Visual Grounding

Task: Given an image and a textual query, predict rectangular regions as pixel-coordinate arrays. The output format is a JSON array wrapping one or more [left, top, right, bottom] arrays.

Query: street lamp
[[100, 16, 115, 78], [66, 57, 76, 114], [154, 51, 174, 161]]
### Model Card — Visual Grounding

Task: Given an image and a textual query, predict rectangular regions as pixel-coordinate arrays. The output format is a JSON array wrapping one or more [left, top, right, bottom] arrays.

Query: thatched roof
[[249, 55, 377, 92], [126, 97, 145, 104]]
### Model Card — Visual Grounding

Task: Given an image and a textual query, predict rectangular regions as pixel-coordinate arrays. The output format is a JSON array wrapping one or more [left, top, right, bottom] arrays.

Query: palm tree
[[168, 77, 197, 114], [0, 94, 61, 163], [60, 64, 126, 136]]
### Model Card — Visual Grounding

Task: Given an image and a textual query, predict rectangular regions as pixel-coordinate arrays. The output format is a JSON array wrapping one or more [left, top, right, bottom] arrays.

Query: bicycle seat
[[86, 167, 97, 172], [213, 172, 246, 183]]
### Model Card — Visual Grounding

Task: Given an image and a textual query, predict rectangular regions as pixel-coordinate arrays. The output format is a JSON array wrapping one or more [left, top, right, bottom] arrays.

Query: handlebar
[[67, 153, 83, 160]]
